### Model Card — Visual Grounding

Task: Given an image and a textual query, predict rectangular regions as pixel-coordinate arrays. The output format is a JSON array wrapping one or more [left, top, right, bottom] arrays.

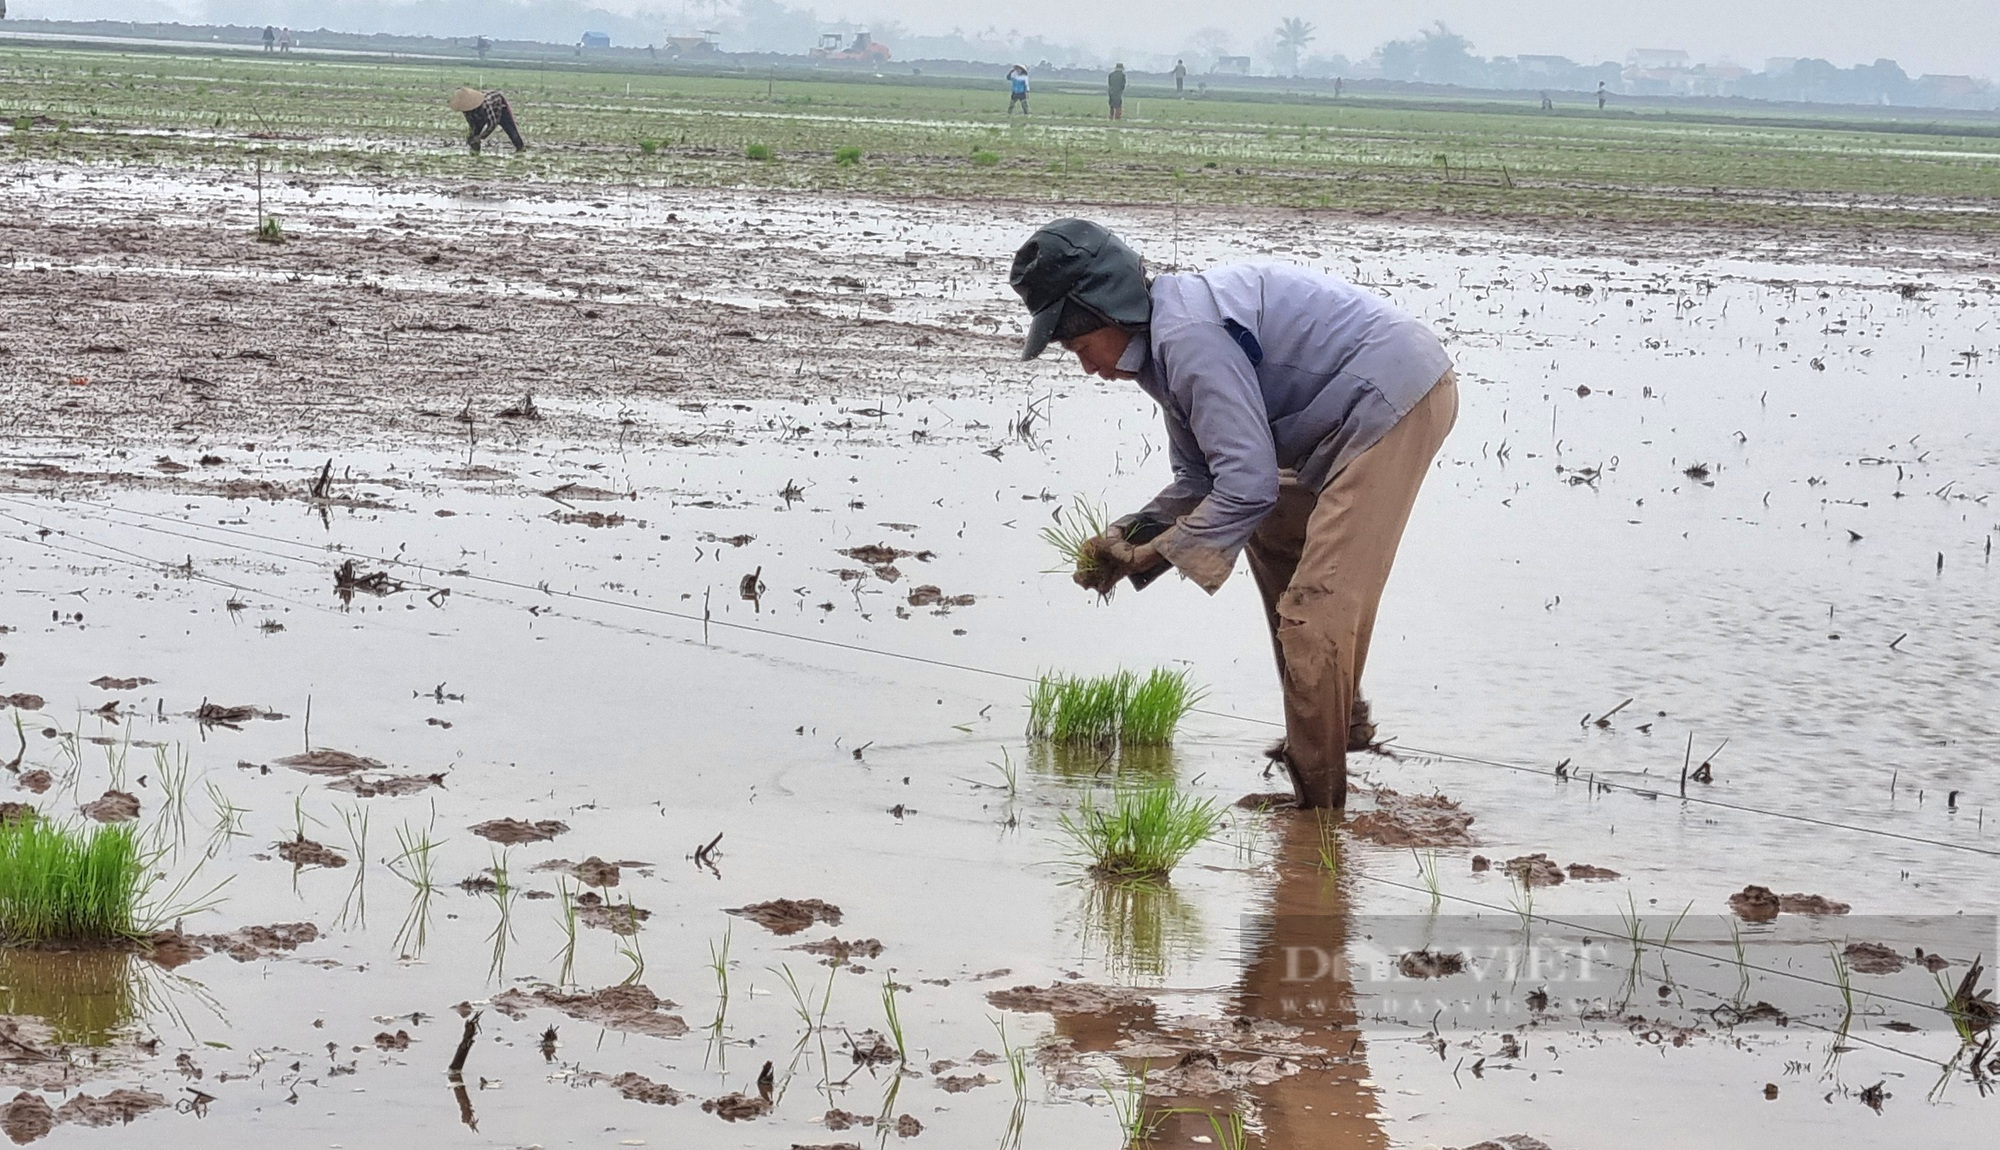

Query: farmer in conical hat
[[449, 87, 525, 154], [1010, 219, 1457, 810]]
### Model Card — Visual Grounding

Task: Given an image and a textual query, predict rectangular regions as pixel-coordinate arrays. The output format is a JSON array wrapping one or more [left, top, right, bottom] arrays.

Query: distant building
[[1628, 48, 1690, 69], [1212, 55, 1251, 74], [581, 31, 612, 49], [1764, 58, 1799, 77]]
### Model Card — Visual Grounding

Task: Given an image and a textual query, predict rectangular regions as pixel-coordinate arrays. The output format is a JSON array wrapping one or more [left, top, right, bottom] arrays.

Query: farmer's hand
[[1075, 533, 1166, 594]]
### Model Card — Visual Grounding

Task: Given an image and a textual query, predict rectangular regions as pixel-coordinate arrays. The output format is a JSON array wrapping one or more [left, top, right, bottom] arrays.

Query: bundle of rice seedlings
[[1060, 783, 1222, 883], [1027, 670, 1134, 746], [1028, 668, 1199, 748], [1120, 669, 1203, 747], [0, 818, 144, 945], [1039, 497, 1111, 581]]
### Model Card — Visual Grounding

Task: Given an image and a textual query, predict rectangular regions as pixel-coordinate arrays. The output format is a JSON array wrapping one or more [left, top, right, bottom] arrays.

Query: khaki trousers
[[1246, 372, 1458, 809]]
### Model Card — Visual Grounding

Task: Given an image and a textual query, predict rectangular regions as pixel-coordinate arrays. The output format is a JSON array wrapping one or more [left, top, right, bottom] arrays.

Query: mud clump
[[530, 856, 629, 888], [470, 818, 569, 845], [0, 804, 31, 827], [1728, 885, 1851, 922], [330, 773, 447, 798], [16, 772, 51, 795], [936, 1073, 993, 1093], [906, 585, 974, 608], [791, 937, 884, 965], [610, 1072, 685, 1106], [183, 922, 320, 963], [846, 1030, 899, 1067], [1843, 942, 1907, 975], [726, 897, 842, 936], [1398, 949, 1468, 979], [0, 695, 44, 712], [88, 676, 154, 691], [0, 1093, 53, 1144], [491, 984, 688, 1039], [276, 835, 347, 869], [701, 1091, 772, 1121], [1450, 1138, 1556, 1150], [576, 893, 651, 935], [53, 1090, 168, 1128], [1566, 862, 1621, 880], [374, 1030, 412, 1051], [278, 750, 391, 776], [192, 702, 283, 728], [1347, 788, 1475, 847], [895, 1114, 923, 1137], [839, 544, 907, 567], [80, 790, 140, 823], [986, 982, 1154, 1016], [1504, 854, 1565, 887]]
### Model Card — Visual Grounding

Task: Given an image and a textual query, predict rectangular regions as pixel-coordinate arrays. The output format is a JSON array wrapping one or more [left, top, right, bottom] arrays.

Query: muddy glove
[[1073, 514, 1170, 594]]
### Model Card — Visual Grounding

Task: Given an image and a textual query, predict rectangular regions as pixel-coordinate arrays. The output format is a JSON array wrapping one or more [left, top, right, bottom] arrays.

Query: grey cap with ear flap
[[1008, 219, 1151, 360]]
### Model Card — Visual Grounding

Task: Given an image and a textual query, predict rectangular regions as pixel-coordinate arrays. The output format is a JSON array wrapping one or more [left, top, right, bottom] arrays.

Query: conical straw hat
[[448, 87, 486, 112]]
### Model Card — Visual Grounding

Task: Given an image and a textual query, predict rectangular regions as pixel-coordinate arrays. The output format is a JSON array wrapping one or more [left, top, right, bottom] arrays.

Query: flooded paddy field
[[0, 161, 1997, 1150]]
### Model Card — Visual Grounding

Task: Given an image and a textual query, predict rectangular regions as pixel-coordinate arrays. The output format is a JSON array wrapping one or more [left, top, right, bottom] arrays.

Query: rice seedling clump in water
[[1060, 783, 1223, 882], [1027, 668, 1200, 748], [0, 817, 144, 946]]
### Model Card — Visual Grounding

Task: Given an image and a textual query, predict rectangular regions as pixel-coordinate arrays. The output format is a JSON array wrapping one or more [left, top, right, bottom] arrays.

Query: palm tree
[[1275, 16, 1315, 77]]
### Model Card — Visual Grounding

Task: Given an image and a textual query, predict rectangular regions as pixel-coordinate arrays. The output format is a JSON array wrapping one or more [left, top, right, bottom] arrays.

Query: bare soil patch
[[1728, 885, 1851, 922], [1347, 788, 1475, 847], [276, 835, 347, 868], [726, 897, 842, 936], [469, 818, 568, 844], [80, 790, 140, 823], [490, 984, 688, 1039]]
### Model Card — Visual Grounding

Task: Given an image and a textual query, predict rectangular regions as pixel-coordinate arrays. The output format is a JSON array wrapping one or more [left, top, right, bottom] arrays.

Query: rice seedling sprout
[[991, 1016, 1029, 1100], [1060, 782, 1222, 883], [1414, 848, 1442, 912], [880, 973, 907, 1063], [552, 878, 580, 987]]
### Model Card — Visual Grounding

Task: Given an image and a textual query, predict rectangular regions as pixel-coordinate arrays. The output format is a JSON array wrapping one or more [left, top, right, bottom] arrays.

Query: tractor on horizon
[[811, 32, 892, 65]]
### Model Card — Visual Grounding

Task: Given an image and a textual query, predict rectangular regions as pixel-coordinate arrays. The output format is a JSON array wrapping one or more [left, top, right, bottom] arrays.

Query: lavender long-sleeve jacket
[[1130, 263, 1451, 592]]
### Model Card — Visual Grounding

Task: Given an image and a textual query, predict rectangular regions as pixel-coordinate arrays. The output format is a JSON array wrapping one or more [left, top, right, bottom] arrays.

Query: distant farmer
[[1108, 63, 1127, 120], [449, 87, 525, 154], [476, 35, 490, 61], [1010, 219, 1457, 810], [1597, 81, 1607, 110], [1334, 76, 1343, 98], [1006, 64, 1031, 115], [1540, 90, 1553, 111], [262, 25, 276, 53], [1172, 59, 1187, 95]]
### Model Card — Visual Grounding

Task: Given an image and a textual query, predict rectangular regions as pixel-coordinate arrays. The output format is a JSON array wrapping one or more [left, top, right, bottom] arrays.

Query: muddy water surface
[[0, 166, 1995, 1148]]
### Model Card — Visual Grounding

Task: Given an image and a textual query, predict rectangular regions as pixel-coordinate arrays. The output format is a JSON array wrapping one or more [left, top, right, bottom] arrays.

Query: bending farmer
[[449, 87, 525, 154], [1010, 219, 1457, 809]]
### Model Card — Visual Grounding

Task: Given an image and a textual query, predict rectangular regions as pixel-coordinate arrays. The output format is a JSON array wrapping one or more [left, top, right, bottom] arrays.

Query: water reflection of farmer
[[1016, 812, 1391, 1145], [1011, 219, 1456, 810], [449, 87, 525, 154]]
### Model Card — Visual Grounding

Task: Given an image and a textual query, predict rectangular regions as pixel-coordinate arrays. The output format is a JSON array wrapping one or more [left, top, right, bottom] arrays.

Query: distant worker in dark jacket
[[1108, 63, 1127, 119], [449, 87, 525, 154], [1006, 65, 1030, 115], [1010, 219, 1457, 810]]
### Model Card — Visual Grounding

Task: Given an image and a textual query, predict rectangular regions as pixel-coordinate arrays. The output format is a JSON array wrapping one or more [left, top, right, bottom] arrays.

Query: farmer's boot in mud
[[1263, 741, 1344, 809], [1348, 696, 1377, 752]]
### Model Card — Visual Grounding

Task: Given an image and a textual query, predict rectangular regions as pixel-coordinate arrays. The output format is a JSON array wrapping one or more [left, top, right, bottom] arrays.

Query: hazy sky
[[21, 0, 1998, 77], [845, 0, 1995, 76]]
